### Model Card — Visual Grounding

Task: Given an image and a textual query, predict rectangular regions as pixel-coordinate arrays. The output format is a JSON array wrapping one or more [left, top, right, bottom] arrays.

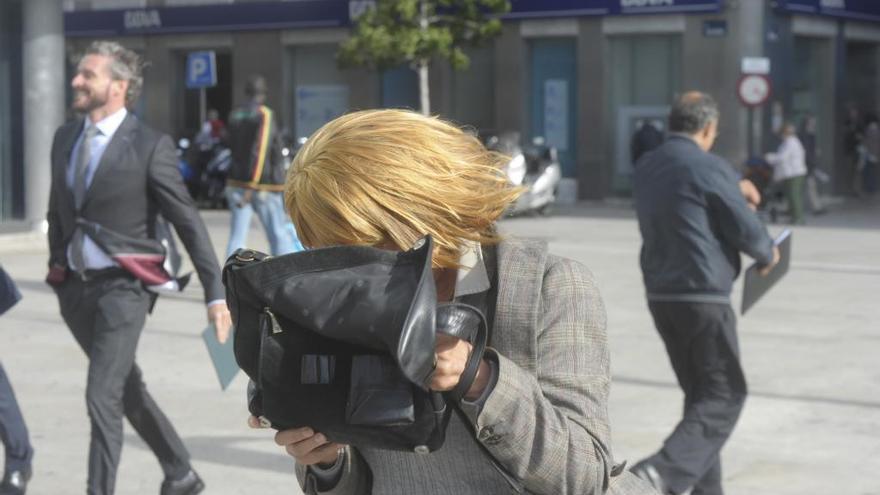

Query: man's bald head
[[669, 91, 719, 134], [669, 91, 720, 151]]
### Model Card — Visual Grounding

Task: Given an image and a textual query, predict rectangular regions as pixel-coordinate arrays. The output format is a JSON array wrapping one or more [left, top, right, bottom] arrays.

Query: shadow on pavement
[[124, 433, 293, 474], [614, 375, 880, 410]]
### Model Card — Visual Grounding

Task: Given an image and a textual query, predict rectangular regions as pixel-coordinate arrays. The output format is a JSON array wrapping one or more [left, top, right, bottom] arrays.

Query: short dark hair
[[668, 91, 719, 134], [83, 41, 145, 107], [245, 74, 267, 97]]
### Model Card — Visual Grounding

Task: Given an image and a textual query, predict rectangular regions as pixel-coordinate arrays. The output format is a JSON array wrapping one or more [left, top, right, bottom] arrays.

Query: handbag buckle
[[235, 250, 256, 262]]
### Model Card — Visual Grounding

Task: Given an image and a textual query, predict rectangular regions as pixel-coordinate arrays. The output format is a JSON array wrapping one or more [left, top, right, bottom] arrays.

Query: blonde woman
[[250, 110, 653, 495]]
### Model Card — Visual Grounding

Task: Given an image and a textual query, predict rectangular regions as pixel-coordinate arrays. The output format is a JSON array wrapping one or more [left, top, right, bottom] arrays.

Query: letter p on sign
[[186, 51, 217, 89]]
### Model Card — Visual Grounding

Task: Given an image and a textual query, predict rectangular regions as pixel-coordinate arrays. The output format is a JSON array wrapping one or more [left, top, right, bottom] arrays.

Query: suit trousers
[[55, 273, 190, 495], [0, 362, 33, 474], [645, 301, 747, 495]]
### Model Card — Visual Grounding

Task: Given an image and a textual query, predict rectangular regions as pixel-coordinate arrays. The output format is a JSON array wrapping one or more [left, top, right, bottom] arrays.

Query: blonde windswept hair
[[284, 109, 522, 269]]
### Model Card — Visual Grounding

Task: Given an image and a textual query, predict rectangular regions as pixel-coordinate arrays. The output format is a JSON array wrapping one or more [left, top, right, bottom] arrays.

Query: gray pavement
[[1, 198, 879, 494]]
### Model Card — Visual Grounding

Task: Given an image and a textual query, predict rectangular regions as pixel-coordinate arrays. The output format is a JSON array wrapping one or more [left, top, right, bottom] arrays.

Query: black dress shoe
[[0, 466, 32, 495], [160, 469, 204, 495], [630, 460, 671, 495]]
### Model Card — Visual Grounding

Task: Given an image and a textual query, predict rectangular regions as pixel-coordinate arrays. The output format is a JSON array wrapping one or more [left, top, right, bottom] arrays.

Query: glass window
[[607, 34, 682, 193], [288, 44, 350, 140]]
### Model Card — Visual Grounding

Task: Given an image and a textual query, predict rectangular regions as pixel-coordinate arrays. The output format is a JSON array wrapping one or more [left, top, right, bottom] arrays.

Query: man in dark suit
[[45, 41, 231, 495], [630, 92, 779, 495]]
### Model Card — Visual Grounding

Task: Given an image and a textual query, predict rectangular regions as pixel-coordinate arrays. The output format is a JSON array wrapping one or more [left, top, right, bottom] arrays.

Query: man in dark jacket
[[630, 92, 779, 495], [223, 75, 296, 257]]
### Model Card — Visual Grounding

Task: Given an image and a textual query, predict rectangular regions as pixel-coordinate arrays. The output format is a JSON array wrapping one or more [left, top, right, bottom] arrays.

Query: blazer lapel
[[56, 120, 84, 214], [82, 114, 138, 208]]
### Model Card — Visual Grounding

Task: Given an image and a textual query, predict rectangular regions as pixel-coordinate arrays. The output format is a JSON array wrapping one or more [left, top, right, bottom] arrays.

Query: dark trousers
[[0, 362, 33, 474], [55, 274, 190, 495], [644, 301, 747, 495]]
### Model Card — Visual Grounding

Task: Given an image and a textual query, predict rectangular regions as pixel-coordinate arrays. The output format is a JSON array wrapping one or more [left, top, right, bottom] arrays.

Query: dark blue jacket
[[634, 135, 774, 303]]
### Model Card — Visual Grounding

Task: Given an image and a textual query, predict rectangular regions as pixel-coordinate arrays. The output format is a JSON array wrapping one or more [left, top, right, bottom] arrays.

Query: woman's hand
[[247, 416, 345, 467], [429, 334, 492, 401]]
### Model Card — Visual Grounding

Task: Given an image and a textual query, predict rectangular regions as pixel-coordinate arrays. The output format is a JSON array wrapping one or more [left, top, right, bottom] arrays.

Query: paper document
[[202, 325, 239, 390], [741, 229, 792, 315]]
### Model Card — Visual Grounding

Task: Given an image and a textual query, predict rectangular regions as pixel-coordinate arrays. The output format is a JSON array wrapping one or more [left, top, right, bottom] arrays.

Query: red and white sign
[[737, 74, 771, 107]]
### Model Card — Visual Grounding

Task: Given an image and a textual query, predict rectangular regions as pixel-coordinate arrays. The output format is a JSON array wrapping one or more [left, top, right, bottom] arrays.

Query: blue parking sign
[[186, 51, 216, 89]]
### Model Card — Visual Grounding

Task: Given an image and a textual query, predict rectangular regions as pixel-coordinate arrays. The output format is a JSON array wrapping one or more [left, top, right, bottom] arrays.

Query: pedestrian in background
[[0, 265, 33, 495], [631, 119, 665, 166], [765, 122, 808, 224], [860, 112, 879, 195], [45, 41, 231, 495], [224, 75, 299, 257], [798, 114, 827, 215], [843, 104, 864, 197], [631, 92, 779, 495]]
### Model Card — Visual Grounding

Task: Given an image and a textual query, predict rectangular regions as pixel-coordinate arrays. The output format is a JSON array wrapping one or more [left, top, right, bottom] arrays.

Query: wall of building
[[58, 0, 880, 201]]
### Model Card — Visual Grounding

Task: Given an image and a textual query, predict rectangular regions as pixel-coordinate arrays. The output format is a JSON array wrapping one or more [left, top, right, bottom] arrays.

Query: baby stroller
[[742, 156, 786, 223]]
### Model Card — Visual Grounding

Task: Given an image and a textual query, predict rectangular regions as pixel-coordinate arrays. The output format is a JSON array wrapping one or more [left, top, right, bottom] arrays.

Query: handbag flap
[[224, 236, 437, 388]]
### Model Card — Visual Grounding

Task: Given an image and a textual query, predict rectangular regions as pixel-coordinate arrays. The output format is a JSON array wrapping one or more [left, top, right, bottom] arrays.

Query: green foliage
[[338, 0, 510, 71]]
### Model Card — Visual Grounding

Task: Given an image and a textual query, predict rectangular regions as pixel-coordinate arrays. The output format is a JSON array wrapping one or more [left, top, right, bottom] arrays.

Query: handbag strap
[[435, 303, 488, 403]]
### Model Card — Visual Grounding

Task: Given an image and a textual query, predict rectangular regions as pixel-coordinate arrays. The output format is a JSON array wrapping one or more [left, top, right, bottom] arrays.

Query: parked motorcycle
[[177, 136, 230, 209], [177, 138, 199, 199], [484, 131, 562, 216]]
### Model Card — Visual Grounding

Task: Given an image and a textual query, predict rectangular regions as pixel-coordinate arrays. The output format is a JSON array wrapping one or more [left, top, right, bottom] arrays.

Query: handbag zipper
[[263, 307, 283, 334]]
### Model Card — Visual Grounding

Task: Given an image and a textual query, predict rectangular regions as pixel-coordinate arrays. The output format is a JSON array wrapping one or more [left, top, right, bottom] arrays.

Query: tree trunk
[[418, 0, 430, 115], [418, 59, 430, 116]]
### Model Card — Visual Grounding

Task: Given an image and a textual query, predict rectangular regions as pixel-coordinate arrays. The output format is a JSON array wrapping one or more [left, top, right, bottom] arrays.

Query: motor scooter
[[485, 131, 562, 216]]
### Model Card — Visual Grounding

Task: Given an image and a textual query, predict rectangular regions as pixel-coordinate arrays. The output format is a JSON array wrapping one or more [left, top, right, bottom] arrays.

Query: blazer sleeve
[[295, 447, 372, 495], [464, 258, 614, 495], [47, 127, 66, 268], [147, 133, 225, 302]]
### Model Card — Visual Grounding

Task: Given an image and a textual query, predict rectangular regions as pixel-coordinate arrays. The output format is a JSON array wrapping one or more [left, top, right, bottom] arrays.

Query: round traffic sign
[[737, 74, 771, 107]]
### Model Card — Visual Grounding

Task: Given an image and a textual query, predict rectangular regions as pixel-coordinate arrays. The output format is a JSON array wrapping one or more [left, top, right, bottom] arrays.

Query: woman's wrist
[[315, 447, 344, 469], [463, 358, 492, 401]]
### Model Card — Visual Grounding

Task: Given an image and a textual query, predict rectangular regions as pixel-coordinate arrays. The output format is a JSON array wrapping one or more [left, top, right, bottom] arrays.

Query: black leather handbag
[[223, 236, 488, 453]]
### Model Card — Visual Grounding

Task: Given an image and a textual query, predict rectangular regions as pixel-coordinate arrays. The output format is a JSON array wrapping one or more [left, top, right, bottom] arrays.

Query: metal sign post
[[185, 51, 217, 127], [738, 57, 771, 157]]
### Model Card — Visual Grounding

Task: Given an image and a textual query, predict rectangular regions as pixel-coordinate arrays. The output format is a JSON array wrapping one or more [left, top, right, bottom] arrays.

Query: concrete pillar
[[23, 0, 65, 230], [494, 23, 525, 134], [735, 0, 766, 165], [577, 18, 607, 199]]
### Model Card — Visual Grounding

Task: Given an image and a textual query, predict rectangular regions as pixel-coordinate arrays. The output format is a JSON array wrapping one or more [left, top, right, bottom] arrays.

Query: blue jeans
[[225, 187, 302, 258]]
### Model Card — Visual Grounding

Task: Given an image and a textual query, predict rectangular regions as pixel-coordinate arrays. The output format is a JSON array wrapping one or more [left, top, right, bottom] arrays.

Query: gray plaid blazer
[[297, 238, 656, 494]]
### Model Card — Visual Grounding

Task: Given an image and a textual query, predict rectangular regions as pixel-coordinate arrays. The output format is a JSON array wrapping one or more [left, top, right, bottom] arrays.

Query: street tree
[[338, 0, 510, 115]]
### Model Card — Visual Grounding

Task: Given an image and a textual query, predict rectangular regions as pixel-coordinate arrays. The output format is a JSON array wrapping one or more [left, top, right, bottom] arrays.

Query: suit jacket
[[296, 238, 655, 495], [47, 114, 225, 302]]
